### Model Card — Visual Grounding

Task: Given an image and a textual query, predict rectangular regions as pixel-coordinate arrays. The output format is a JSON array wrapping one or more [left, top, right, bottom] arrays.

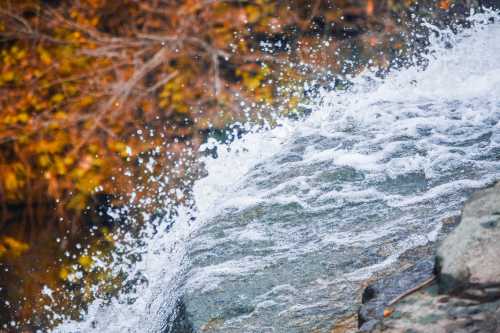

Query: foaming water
[[55, 11, 500, 333]]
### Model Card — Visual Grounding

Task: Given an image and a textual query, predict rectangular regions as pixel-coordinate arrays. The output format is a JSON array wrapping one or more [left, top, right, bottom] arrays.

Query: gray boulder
[[436, 182, 500, 296]]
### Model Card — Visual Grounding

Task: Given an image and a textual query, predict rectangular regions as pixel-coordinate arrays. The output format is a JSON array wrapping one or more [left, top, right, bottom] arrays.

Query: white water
[[55, 11, 500, 333]]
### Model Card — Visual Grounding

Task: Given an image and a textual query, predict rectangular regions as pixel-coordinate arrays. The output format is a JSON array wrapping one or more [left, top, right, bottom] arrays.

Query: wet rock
[[330, 314, 358, 333], [358, 215, 461, 331], [358, 259, 434, 331], [366, 183, 500, 332], [371, 282, 500, 333], [436, 182, 500, 295]]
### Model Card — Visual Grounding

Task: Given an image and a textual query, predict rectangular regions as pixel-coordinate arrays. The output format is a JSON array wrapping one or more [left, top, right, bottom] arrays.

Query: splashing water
[[55, 11, 500, 333]]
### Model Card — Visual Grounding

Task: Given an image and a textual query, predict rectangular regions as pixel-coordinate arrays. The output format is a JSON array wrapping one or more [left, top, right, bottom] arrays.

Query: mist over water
[[55, 11, 500, 333]]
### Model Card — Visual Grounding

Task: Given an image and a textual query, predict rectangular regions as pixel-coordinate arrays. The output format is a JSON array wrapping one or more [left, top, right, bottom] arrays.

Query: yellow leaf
[[244, 76, 261, 90], [78, 255, 93, 270], [72, 31, 81, 40], [51, 93, 65, 104], [15, 48, 26, 60], [38, 154, 51, 167], [79, 95, 94, 107], [17, 113, 29, 123], [0, 244, 6, 258], [55, 111, 67, 120], [64, 156, 75, 165], [59, 267, 69, 280], [2, 237, 29, 256], [245, 5, 261, 23], [55, 157, 67, 175], [68, 193, 87, 211], [2, 71, 14, 82], [38, 48, 52, 65], [4, 171, 18, 191]]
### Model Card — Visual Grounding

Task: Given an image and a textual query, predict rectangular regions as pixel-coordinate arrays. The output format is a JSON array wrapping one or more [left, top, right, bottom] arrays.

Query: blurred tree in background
[[0, 0, 494, 329], [0, 0, 458, 228]]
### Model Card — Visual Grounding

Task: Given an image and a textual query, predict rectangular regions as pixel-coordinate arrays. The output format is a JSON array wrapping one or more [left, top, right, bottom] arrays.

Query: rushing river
[[55, 11, 500, 333]]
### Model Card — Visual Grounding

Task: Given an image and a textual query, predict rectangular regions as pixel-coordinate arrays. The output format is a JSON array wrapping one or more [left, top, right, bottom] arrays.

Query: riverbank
[[358, 182, 500, 332]]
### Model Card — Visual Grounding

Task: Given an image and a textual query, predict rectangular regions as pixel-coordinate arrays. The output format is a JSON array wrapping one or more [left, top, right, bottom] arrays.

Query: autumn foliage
[[2, 0, 481, 226], [0, 0, 300, 222]]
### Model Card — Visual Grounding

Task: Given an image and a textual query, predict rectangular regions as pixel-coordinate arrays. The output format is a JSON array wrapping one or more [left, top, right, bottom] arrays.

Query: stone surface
[[358, 216, 461, 331], [437, 182, 500, 294], [371, 283, 500, 333], [358, 258, 434, 331], [329, 314, 357, 333], [367, 184, 500, 332]]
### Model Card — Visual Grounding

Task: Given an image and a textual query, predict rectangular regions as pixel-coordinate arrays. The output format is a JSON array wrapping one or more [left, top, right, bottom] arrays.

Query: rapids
[[55, 10, 500, 333]]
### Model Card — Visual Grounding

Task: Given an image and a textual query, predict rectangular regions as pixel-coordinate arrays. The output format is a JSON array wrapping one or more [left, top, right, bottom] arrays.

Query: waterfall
[[55, 10, 500, 333]]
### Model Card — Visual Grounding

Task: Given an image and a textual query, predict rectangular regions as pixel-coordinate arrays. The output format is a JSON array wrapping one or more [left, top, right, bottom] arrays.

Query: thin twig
[[388, 276, 437, 306]]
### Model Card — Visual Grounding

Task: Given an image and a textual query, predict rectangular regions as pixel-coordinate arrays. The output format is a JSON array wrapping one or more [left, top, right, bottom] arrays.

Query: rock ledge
[[359, 183, 500, 332]]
